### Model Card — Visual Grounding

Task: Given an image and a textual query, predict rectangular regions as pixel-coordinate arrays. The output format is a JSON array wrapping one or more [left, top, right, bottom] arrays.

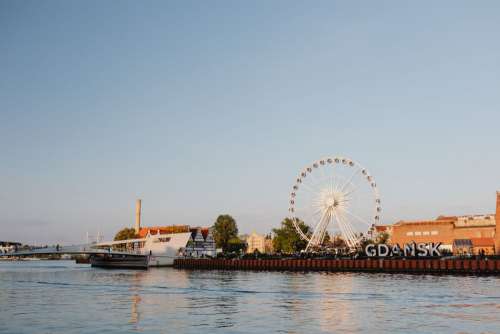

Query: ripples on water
[[0, 261, 499, 333]]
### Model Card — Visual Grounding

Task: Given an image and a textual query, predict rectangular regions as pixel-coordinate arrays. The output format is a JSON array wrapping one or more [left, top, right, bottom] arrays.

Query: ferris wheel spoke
[[299, 181, 323, 196], [335, 212, 358, 249], [306, 210, 330, 251], [295, 206, 322, 218], [339, 212, 359, 242], [340, 168, 361, 193], [338, 211, 358, 242], [317, 213, 332, 246], [320, 163, 327, 180], [342, 208, 372, 227], [330, 176, 338, 194], [334, 213, 348, 240], [309, 207, 329, 235], [302, 207, 324, 230], [320, 214, 335, 245], [308, 171, 323, 190], [333, 213, 353, 249], [343, 184, 358, 198]]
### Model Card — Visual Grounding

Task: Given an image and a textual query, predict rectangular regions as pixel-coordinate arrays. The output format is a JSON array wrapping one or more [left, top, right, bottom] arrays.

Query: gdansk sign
[[365, 242, 442, 257]]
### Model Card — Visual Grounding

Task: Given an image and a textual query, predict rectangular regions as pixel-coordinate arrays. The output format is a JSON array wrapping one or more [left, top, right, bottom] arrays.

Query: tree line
[[114, 214, 390, 254]]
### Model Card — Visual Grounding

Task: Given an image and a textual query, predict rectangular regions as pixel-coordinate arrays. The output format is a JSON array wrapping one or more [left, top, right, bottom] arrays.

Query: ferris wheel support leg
[[338, 213, 360, 251], [306, 210, 330, 251]]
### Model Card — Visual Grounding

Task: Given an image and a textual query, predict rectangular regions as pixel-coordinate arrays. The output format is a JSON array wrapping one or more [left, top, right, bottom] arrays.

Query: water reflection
[[315, 273, 358, 332], [0, 262, 499, 334], [130, 293, 141, 325], [129, 273, 143, 326]]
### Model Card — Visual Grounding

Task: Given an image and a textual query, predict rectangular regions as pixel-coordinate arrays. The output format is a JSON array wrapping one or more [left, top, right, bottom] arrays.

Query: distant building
[[388, 192, 500, 255], [246, 232, 273, 254], [496, 191, 500, 255], [0, 241, 21, 254], [264, 238, 274, 253], [185, 227, 216, 258], [138, 225, 191, 238], [369, 224, 393, 240]]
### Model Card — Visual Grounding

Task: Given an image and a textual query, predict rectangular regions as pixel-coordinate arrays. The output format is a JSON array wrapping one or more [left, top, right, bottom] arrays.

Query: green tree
[[212, 214, 238, 252], [359, 237, 374, 251], [226, 237, 247, 253], [114, 228, 138, 241], [322, 231, 331, 245], [376, 232, 390, 244], [332, 234, 347, 248], [272, 218, 311, 253]]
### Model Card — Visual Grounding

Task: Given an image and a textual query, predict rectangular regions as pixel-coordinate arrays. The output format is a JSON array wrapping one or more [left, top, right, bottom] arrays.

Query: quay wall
[[174, 258, 500, 275]]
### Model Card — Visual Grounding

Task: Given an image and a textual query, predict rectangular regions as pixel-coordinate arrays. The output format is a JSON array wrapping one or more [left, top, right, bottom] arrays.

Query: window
[[155, 237, 171, 243], [406, 232, 413, 236], [431, 231, 438, 235], [423, 231, 430, 236], [414, 231, 422, 236]]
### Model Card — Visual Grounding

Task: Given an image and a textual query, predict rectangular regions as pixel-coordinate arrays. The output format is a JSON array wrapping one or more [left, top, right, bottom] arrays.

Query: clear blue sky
[[1, 1, 499, 244]]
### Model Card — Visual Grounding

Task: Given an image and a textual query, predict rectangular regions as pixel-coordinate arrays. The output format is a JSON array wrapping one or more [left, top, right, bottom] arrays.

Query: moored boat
[[91, 231, 192, 268], [90, 253, 149, 269]]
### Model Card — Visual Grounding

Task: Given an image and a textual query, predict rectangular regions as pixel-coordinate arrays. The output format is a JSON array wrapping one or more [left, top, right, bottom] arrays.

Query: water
[[0, 261, 499, 334]]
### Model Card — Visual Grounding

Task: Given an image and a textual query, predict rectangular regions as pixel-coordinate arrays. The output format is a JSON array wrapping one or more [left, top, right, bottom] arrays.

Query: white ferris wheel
[[289, 156, 381, 252]]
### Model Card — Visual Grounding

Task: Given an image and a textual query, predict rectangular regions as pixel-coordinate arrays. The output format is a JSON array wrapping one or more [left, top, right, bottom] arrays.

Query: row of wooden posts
[[174, 258, 500, 274]]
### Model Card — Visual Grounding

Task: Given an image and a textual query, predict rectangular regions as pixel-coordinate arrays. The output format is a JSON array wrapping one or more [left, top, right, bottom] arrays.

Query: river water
[[0, 261, 499, 333]]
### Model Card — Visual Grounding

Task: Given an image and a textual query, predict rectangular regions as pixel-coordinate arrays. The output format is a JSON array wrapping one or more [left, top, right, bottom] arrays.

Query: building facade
[[387, 192, 500, 255], [185, 227, 216, 258], [496, 191, 500, 254], [246, 232, 266, 253], [0, 241, 22, 254], [246, 233, 273, 254]]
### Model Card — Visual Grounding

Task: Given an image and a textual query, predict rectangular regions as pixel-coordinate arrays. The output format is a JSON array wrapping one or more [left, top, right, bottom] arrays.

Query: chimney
[[135, 199, 142, 235], [496, 192, 500, 254]]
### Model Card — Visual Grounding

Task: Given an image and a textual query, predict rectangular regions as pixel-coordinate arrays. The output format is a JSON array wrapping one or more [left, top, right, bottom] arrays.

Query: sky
[[1, 1, 500, 245]]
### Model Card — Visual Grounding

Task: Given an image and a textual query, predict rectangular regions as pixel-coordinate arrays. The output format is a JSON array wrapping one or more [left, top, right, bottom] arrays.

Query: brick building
[[496, 191, 500, 254], [387, 192, 500, 255]]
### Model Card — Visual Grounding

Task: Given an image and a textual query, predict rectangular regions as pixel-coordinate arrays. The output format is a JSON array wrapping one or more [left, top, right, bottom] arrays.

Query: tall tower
[[135, 199, 142, 235], [495, 191, 500, 254]]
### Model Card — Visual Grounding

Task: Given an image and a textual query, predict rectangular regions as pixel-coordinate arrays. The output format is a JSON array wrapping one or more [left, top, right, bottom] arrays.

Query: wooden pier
[[174, 258, 500, 275]]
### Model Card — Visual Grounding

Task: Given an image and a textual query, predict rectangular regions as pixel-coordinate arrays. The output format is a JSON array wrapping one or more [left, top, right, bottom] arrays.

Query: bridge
[[0, 243, 143, 258]]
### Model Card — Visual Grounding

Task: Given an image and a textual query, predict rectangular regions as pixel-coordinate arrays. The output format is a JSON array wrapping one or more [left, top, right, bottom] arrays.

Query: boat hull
[[147, 255, 175, 267], [90, 253, 149, 269]]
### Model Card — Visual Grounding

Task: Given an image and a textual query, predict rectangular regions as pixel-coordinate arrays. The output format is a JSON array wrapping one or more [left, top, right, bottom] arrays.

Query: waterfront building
[[246, 232, 266, 253], [185, 227, 216, 258], [496, 191, 500, 254], [245, 233, 273, 254], [0, 241, 22, 254], [387, 192, 500, 255], [264, 238, 274, 253]]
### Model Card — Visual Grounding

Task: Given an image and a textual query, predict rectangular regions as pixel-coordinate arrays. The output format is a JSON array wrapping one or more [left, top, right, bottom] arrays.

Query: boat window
[[155, 237, 171, 243]]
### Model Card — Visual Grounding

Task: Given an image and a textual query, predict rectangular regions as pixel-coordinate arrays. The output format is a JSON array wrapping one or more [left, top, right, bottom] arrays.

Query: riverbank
[[174, 258, 500, 275]]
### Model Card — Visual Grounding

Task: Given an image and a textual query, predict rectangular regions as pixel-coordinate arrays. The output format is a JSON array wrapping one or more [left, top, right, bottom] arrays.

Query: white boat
[[92, 231, 192, 268]]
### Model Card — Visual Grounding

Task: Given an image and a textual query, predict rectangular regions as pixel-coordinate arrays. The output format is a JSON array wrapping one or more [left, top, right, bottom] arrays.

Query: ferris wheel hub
[[318, 189, 346, 210]]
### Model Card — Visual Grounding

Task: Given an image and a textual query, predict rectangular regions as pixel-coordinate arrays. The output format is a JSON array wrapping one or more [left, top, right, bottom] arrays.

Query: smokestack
[[496, 192, 500, 254], [135, 199, 142, 235]]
